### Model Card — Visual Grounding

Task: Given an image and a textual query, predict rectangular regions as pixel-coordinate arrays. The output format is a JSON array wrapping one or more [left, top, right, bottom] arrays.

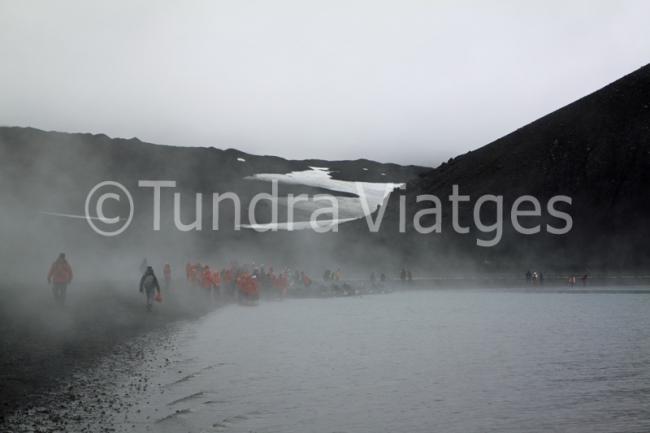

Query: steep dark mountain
[[344, 63, 650, 272]]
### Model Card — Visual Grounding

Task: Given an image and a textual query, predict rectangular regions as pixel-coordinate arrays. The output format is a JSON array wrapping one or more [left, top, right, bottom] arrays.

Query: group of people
[[322, 269, 342, 281], [49, 251, 602, 312], [47, 252, 424, 310], [46, 254, 321, 310], [525, 270, 544, 285], [181, 261, 317, 305], [525, 269, 589, 287], [136, 262, 269, 311]]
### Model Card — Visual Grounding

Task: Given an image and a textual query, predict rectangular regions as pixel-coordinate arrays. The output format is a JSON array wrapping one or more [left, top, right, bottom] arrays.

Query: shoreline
[[2, 278, 649, 425], [0, 281, 218, 421]]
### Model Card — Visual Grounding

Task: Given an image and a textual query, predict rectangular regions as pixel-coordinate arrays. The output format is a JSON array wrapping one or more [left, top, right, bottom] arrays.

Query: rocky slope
[[346, 63, 650, 272]]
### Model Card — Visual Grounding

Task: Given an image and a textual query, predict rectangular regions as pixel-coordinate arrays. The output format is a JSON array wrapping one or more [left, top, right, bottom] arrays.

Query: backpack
[[142, 274, 156, 291]]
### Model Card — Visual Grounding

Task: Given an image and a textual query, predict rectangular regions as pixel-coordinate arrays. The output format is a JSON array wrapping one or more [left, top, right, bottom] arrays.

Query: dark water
[[14, 289, 650, 433], [101, 290, 650, 433]]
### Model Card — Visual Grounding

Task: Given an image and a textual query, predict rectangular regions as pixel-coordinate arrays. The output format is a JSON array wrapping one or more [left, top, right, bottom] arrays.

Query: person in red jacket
[[201, 265, 213, 295], [211, 269, 222, 299], [48, 253, 73, 305], [191, 262, 202, 287], [272, 271, 288, 297], [247, 275, 259, 299], [238, 273, 259, 302], [224, 268, 234, 297]]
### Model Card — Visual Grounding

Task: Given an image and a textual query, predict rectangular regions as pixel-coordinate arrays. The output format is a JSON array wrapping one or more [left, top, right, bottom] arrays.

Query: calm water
[[112, 290, 650, 433]]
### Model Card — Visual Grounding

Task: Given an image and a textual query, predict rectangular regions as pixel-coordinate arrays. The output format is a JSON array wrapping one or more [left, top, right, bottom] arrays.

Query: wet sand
[[0, 281, 216, 428]]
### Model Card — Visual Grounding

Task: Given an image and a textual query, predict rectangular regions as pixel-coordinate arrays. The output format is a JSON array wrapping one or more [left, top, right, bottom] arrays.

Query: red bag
[[154, 292, 163, 303]]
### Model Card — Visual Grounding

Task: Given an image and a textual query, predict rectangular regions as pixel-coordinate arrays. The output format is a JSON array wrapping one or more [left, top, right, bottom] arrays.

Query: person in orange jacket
[[192, 262, 203, 286], [236, 271, 247, 292], [48, 253, 73, 305], [224, 268, 234, 297], [268, 270, 287, 296], [163, 264, 172, 291], [201, 265, 213, 295], [238, 273, 259, 301], [247, 275, 259, 299], [212, 269, 222, 299]]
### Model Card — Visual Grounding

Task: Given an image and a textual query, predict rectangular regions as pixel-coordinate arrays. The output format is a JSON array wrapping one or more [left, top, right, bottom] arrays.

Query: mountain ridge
[[339, 62, 650, 272]]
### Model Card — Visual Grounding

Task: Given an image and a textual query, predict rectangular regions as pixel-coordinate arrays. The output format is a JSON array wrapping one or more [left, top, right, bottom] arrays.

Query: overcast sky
[[1, 1, 649, 165]]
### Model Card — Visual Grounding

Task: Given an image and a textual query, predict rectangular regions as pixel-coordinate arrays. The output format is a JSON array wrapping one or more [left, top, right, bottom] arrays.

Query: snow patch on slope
[[244, 167, 403, 230]]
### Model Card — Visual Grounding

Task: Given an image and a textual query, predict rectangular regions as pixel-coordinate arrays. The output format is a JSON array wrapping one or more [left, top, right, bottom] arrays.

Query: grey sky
[[1, 1, 649, 165]]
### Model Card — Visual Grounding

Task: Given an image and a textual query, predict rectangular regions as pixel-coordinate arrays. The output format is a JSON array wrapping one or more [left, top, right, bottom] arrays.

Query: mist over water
[[2, 3, 650, 430], [15, 289, 648, 433]]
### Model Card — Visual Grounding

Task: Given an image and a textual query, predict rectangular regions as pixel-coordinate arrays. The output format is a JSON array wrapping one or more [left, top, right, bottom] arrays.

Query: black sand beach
[[0, 281, 215, 427]]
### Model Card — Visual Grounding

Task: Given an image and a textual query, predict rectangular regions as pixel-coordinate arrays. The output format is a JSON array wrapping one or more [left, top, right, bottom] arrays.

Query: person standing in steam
[[140, 266, 161, 312], [47, 253, 73, 305]]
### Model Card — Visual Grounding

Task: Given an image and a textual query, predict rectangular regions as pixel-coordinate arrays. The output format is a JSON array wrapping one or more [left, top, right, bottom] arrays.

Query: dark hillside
[[0, 127, 428, 275], [341, 63, 650, 272]]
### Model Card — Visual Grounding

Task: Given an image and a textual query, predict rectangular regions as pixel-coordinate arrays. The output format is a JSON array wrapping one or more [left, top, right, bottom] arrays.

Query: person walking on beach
[[302, 271, 312, 288], [139, 266, 161, 312], [47, 253, 73, 305], [212, 268, 222, 301], [201, 265, 213, 297]]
